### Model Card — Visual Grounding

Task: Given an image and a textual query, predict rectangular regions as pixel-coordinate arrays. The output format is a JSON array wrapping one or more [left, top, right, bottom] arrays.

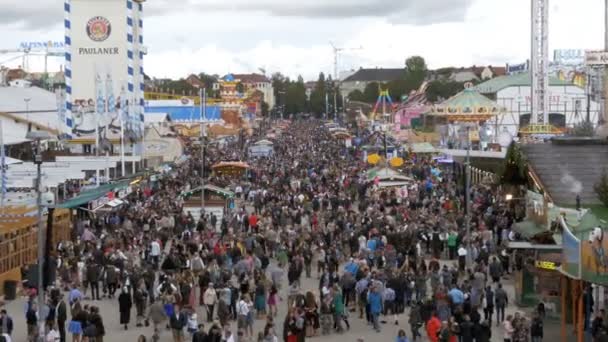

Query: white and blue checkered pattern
[[64, 0, 73, 132], [127, 0, 135, 133], [138, 2, 145, 129]]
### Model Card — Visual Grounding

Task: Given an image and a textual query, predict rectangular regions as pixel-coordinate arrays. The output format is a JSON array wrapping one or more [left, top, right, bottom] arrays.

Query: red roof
[[186, 74, 204, 88], [232, 73, 270, 84]]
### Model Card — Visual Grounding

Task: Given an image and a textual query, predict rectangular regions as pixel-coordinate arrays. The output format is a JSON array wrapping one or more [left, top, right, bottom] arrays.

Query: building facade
[[233, 74, 275, 109], [340, 68, 405, 99]]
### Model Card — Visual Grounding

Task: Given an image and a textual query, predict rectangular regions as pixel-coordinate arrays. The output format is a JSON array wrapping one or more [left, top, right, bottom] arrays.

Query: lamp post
[[24, 98, 31, 122], [200, 123, 206, 221], [464, 125, 473, 268], [26, 130, 52, 342]]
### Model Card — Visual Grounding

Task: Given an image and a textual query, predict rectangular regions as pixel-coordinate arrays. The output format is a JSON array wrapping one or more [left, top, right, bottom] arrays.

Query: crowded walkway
[[1, 120, 539, 342]]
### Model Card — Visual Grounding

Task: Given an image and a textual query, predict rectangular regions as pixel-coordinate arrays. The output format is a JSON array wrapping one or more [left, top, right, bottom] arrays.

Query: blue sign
[[507, 61, 529, 75], [19, 41, 65, 50]]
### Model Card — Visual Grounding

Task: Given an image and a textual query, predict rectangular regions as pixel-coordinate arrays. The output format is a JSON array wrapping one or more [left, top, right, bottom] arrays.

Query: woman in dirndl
[[68, 301, 85, 342]]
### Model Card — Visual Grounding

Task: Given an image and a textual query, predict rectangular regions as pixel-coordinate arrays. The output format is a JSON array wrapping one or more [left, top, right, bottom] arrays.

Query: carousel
[[427, 82, 504, 149]]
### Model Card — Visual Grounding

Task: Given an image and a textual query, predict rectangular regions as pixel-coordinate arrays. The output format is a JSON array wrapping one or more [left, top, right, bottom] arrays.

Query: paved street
[[2, 262, 545, 342]]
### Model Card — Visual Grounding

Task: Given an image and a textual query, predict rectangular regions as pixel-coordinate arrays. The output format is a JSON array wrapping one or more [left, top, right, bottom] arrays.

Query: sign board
[[507, 61, 529, 75], [68, 0, 140, 140], [535, 260, 558, 270], [554, 49, 585, 65], [585, 50, 608, 66], [19, 41, 65, 50]]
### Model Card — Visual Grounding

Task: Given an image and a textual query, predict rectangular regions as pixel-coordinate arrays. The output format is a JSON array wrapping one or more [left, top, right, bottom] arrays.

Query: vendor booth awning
[[56, 180, 132, 209], [212, 161, 250, 174], [254, 139, 274, 146], [181, 184, 235, 199]]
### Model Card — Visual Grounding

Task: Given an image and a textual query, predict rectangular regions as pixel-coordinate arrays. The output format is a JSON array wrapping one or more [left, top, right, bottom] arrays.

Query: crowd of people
[[1, 119, 546, 342]]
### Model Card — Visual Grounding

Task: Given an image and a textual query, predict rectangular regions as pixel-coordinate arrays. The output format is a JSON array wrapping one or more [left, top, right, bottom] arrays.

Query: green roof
[[57, 180, 132, 209], [436, 88, 500, 109], [181, 184, 234, 198], [472, 72, 572, 94]]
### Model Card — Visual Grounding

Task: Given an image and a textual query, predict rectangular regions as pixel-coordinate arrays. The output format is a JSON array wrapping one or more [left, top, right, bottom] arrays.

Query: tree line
[[147, 56, 475, 117]]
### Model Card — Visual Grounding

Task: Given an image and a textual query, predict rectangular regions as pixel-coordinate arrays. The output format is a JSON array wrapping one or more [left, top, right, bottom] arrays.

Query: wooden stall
[[0, 206, 73, 296]]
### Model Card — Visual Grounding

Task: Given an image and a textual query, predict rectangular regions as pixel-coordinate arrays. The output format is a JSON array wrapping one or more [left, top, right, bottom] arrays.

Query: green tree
[[363, 82, 380, 103], [595, 170, 608, 207], [197, 73, 218, 93], [236, 82, 245, 94], [499, 142, 529, 186], [285, 76, 307, 115], [426, 80, 465, 102], [310, 72, 327, 116], [261, 101, 269, 117], [386, 79, 409, 102], [161, 79, 196, 95], [404, 56, 428, 91], [348, 89, 366, 102]]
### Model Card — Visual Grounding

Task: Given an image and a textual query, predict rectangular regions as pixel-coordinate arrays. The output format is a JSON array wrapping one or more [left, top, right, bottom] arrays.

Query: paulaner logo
[[86, 16, 112, 42]]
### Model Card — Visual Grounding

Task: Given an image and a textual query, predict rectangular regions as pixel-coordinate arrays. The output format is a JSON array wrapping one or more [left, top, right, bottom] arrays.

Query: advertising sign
[[19, 41, 65, 50], [554, 49, 585, 65], [506, 61, 529, 75], [585, 50, 608, 66], [69, 0, 128, 138], [560, 216, 581, 278]]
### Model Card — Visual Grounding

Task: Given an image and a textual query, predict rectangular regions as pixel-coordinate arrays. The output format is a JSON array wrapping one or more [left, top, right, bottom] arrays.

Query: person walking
[[0, 310, 14, 338], [530, 313, 543, 342], [408, 302, 422, 341], [203, 284, 218, 323], [426, 312, 441, 342], [367, 285, 383, 333], [169, 305, 187, 342], [118, 287, 133, 330], [483, 286, 494, 326], [495, 283, 508, 326], [56, 296, 67, 342], [147, 301, 167, 333]]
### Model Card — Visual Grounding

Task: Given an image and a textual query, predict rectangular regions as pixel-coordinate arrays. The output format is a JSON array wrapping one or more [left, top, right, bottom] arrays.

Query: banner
[[506, 61, 529, 75], [68, 0, 128, 138], [560, 216, 581, 279]]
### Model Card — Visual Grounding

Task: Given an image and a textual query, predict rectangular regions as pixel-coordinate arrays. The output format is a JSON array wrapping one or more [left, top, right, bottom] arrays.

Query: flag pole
[[0, 119, 6, 215]]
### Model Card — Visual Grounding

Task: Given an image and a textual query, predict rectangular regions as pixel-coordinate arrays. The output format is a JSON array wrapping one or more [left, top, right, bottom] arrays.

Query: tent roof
[[254, 139, 274, 146], [472, 72, 572, 94], [56, 179, 132, 209], [181, 184, 235, 198], [429, 88, 503, 118]]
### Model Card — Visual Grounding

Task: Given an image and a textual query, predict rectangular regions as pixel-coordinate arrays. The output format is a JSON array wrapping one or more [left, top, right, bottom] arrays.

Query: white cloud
[[0, 0, 605, 81]]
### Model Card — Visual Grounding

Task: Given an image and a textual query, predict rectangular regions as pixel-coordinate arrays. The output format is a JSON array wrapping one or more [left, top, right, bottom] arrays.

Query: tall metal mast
[[531, 0, 549, 126]]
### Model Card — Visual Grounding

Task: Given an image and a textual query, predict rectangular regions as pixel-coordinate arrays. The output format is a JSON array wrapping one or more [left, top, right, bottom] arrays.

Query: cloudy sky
[[1, 0, 605, 81]]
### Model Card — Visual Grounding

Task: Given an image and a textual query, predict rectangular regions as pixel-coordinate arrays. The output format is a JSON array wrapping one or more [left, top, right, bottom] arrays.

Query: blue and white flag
[[106, 74, 116, 115], [95, 73, 106, 115]]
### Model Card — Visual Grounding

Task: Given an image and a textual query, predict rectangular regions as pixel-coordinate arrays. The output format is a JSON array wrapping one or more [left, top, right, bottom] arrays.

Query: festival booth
[[0, 206, 72, 297], [393, 82, 430, 130], [365, 166, 414, 188], [212, 161, 250, 177], [180, 184, 235, 228], [507, 191, 567, 310], [248, 139, 274, 158], [427, 84, 503, 150], [556, 209, 608, 342]]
